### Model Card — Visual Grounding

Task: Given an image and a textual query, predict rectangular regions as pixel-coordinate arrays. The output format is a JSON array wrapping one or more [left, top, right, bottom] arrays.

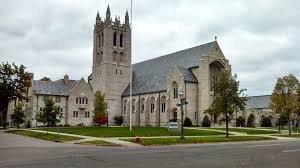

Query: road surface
[[1, 131, 300, 168]]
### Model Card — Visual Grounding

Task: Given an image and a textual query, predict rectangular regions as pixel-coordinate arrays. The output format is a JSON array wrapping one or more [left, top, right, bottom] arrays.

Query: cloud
[[0, 0, 299, 96]]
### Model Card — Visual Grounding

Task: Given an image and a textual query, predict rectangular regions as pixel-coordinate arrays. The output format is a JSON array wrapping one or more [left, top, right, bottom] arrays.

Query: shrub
[[236, 116, 245, 127], [183, 117, 193, 127], [64, 124, 70, 127], [93, 115, 108, 126], [114, 116, 124, 125], [261, 116, 272, 127], [25, 120, 31, 128], [247, 114, 255, 127], [202, 115, 211, 127]]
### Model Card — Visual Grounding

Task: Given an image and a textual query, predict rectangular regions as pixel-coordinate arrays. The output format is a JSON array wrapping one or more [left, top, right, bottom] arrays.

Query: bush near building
[[202, 115, 211, 127], [261, 116, 272, 127], [247, 114, 255, 127], [236, 116, 245, 127], [114, 116, 124, 125], [184, 117, 192, 127]]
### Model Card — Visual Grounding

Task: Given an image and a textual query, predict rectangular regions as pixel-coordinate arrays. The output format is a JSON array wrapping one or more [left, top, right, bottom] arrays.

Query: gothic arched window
[[172, 82, 178, 99], [132, 99, 136, 114], [119, 52, 124, 63], [161, 96, 166, 113], [98, 35, 101, 47], [150, 97, 155, 113], [123, 100, 127, 114], [140, 98, 145, 114], [113, 51, 117, 62], [101, 32, 104, 46], [100, 51, 103, 63], [113, 32, 117, 46], [120, 33, 123, 47]]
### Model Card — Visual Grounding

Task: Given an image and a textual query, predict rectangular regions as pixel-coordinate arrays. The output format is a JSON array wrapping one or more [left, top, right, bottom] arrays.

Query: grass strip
[[38, 127, 226, 137], [6, 130, 82, 142], [124, 136, 275, 146]]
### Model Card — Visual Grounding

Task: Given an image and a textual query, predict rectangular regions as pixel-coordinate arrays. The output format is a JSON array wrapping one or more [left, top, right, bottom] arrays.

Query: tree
[[184, 117, 193, 127], [247, 114, 255, 127], [10, 103, 25, 128], [202, 115, 211, 127], [0, 62, 31, 129], [36, 97, 61, 133], [271, 74, 299, 135], [207, 70, 246, 137], [93, 91, 107, 126]]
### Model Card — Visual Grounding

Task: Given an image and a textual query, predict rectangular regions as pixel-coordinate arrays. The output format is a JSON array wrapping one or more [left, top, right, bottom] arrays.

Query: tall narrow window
[[113, 51, 117, 62], [101, 32, 104, 46], [172, 82, 178, 99], [150, 97, 155, 113], [98, 35, 101, 47], [140, 98, 145, 114], [120, 33, 123, 47], [161, 96, 166, 113], [123, 100, 127, 114], [113, 32, 117, 46], [132, 99, 136, 114], [119, 52, 124, 63]]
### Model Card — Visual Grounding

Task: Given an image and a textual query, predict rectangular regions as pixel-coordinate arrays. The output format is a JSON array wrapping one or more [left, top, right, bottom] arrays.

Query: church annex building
[[6, 6, 275, 127]]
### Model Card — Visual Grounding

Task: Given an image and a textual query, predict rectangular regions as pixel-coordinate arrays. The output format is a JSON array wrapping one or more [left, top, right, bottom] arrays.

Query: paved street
[[1, 131, 300, 168]]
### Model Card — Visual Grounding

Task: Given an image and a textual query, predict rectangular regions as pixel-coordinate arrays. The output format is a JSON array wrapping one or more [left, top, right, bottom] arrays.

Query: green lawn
[[124, 136, 275, 146], [6, 130, 82, 142], [39, 127, 226, 137], [209, 127, 280, 134], [76, 140, 121, 147]]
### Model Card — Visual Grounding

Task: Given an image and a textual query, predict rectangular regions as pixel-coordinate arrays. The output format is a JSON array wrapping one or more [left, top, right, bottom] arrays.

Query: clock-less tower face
[[90, 7, 131, 124]]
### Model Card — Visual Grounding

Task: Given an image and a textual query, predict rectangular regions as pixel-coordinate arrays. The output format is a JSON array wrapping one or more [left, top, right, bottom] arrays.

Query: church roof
[[122, 41, 216, 96], [245, 95, 271, 109], [33, 79, 77, 96]]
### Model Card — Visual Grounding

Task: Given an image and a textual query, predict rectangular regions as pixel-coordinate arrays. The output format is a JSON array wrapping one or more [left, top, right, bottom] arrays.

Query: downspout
[[158, 92, 161, 127], [138, 94, 141, 126], [184, 82, 187, 119]]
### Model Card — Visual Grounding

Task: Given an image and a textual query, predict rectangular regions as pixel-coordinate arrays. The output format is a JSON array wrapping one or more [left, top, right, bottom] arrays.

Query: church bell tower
[[89, 5, 131, 124]]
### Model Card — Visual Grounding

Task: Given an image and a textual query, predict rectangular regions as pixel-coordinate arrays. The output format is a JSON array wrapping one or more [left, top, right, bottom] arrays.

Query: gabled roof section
[[245, 95, 271, 109], [122, 41, 215, 96], [33, 79, 77, 96], [177, 66, 198, 83]]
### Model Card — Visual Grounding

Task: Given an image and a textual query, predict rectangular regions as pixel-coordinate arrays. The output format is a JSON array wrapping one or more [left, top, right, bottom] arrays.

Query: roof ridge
[[247, 95, 271, 98], [133, 41, 216, 66]]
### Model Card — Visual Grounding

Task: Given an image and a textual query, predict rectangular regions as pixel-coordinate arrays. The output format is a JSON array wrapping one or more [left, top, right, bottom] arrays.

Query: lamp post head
[[179, 92, 184, 99]]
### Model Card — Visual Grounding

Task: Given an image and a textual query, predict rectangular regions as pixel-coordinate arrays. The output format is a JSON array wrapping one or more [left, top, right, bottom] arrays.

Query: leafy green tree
[[207, 70, 246, 137], [36, 97, 61, 133], [10, 103, 25, 128], [93, 91, 107, 125], [271, 74, 299, 135], [0, 62, 31, 129]]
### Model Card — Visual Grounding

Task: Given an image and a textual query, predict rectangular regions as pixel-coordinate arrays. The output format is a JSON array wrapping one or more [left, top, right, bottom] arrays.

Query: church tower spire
[[125, 10, 129, 26], [106, 5, 111, 21]]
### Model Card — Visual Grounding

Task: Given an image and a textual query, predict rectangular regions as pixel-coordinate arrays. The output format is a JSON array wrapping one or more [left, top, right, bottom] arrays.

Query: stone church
[[6, 6, 274, 127]]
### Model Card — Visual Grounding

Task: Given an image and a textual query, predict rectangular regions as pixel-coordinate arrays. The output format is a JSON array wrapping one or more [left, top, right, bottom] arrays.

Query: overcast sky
[[0, 0, 299, 96]]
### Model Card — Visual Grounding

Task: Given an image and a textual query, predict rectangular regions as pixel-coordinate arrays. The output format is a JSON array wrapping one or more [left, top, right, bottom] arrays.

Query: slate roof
[[122, 41, 216, 96], [33, 79, 77, 96], [245, 95, 271, 109]]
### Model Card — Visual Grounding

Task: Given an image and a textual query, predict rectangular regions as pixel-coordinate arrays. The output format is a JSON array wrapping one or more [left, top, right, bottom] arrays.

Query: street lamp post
[[276, 113, 281, 132], [177, 92, 188, 141], [106, 108, 109, 127]]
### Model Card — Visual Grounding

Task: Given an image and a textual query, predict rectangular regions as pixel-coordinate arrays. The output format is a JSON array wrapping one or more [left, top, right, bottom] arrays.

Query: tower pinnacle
[[106, 5, 111, 21]]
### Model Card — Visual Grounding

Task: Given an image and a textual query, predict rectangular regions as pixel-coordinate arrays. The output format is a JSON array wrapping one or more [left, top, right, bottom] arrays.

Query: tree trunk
[[226, 110, 229, 138], [288, 114, 291, 136]]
